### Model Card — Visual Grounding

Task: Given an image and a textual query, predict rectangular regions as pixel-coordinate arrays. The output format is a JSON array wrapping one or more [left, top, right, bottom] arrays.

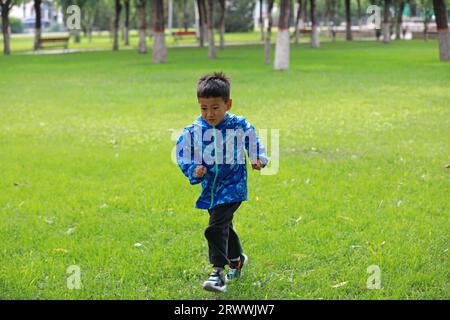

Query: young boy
[[176, 72, 269, 293]]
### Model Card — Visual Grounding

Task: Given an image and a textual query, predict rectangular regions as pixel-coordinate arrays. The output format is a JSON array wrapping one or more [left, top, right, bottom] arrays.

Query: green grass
[[1, 29, 332, 53], [0, 40, 449, 299]]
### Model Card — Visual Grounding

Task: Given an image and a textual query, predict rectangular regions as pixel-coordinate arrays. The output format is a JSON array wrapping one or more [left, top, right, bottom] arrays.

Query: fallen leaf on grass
[[53, 248, 68, 253], [65, 227, 76, 235], [337, 215, 353, 222], [332, 281, 348, 288], [292, 253, 309, 258]]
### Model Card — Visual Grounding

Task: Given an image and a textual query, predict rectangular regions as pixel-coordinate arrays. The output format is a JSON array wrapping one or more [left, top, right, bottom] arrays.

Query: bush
[[0, 17, 24, 33], [47, 21, 63, 32], [224, 0, 255, 33]]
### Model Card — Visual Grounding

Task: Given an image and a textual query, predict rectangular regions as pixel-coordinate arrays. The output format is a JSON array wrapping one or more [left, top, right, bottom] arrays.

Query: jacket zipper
[[210, 126, 219, 208]]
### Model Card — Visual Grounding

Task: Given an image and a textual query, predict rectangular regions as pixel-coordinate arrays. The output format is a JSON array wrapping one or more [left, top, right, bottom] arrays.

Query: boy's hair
[[197, 72, 230, 103]]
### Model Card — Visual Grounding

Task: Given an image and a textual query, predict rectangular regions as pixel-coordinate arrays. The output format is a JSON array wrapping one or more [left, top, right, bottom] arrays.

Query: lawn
[[1, 29, 307, 53], [0, 40, 448, 299]]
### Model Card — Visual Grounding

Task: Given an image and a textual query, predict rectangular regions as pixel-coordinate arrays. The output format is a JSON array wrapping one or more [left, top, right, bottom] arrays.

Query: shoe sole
[[202, 281, 227, 293], [242, 254, 249, 268]]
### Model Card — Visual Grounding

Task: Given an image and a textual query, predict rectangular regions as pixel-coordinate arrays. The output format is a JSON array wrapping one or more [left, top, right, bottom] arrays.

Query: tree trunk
[[345, 0, 352, 40], [331, 0, 337, 41], [74, 30, 81, 43], [396, 1, 405, 40], [183, 0, 189, 31], [357, 0, 362, 30], [299, 0, 306, 30], [200, 0, 208, 42], [138, 0, 147, 54], [1, 1, 11, 55], [34, 0, 42, 50], [113, 0, 122, 51], [259, 0, 264, 41], [274, 0, 291, 71], [168, 0, 173, 35], [196, 0, 204, 46], [294, 0, 302, 45], [324, 0, 331, 38], [153, 0, 167, 63], [310, 0, 319, 47], [265, 0, 275, 64], [433, 0, 450, 61], [383, 0, 390, 43], [124, 0, 130, 46], [219, 0, 225, 49], [207, 0, 216, 58]]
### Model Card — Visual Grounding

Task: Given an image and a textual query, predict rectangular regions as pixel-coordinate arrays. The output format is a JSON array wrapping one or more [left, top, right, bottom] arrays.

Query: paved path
[[19, 39, 320, 55]]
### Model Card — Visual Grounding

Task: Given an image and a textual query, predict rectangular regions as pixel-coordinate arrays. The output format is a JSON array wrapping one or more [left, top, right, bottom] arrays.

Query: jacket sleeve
[[176, 128, 204, 185], [242, 118, 270, 168]]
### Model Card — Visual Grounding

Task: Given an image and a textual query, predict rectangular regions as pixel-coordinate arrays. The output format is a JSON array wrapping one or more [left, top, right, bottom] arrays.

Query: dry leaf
[[332, 281, 348, 288]]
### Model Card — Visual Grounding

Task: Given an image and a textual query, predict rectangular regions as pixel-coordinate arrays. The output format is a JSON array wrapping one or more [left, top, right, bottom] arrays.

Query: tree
[[357, 0, 362, 30], [113, 0, 122, 50], [224, 0, 255, 32], [123, 0, 130, 45], [137, 0, 147, 53], [433, 0, 450, 61], [153, 0, 166, 63], [182, 0, 190, 31], [264, 0, 274, 64], [294, 0, 302, 45], [420, 0, 434, 40], [33, 0, 41, 50], [0, 0, 19, 55], [383, 0, 391, 43], [323, 0, 332, 38], [82, 0, 97, 43], [196, 0, 205, 46], [218, 0, 226, 49], [206, 0, 215, 58], [330, 0, 339, 41], [310, 0, 319, 47], [259, 0, 263, 40], [395, 0, 405, 40], [274, 0, 291, 70], [345, 0, 352, 40]]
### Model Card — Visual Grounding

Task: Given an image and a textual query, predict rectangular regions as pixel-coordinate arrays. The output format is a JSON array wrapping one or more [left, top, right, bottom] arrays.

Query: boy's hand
[[251, 159, 263, 171], [193, 165, 207, 178]]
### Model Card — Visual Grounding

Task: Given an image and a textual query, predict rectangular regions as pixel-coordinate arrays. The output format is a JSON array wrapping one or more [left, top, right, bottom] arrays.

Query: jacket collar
[[194, 112, 230, 129]]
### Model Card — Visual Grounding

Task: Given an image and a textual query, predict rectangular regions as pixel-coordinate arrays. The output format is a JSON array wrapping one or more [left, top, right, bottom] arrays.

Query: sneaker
[[226, 253, 248, 282], [202, 270, 227, 293]]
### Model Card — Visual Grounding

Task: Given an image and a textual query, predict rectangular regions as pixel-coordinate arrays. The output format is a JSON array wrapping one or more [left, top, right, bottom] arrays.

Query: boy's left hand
[[251, 159, 263, 171]]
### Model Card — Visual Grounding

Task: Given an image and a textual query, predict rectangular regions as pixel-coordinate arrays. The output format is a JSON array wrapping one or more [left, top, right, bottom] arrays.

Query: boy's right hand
[[193, 165, 207, 178]]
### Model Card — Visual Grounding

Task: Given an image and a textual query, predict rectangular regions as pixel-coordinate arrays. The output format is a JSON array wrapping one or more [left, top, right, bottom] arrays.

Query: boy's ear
[[227, 99, 232, 110]]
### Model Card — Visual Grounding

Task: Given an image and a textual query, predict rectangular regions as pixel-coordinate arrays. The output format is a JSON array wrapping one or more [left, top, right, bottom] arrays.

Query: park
[[0, 0, 449, 301]]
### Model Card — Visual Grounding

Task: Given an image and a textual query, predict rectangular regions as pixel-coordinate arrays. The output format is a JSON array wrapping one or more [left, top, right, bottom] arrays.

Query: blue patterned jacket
[[176, 112, 269, 209]]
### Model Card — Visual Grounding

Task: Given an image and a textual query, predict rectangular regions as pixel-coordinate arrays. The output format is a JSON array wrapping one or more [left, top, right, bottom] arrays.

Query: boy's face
[[198, 97, 232, 126]]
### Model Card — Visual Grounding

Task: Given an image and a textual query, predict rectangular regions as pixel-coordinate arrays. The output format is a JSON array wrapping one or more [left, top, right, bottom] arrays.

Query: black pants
[[205, 201, 243, 268]]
